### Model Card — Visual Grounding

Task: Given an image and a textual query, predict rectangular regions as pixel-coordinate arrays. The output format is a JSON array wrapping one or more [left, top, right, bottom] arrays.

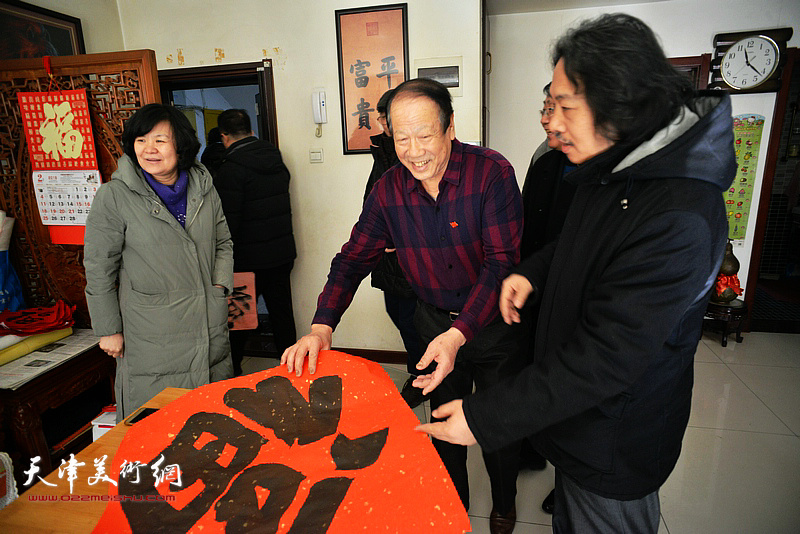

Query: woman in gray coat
[[84, 104, 234, 421]]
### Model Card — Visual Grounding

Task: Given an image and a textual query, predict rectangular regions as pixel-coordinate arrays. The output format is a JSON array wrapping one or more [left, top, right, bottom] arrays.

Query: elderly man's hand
[[499, 273, 534, 325], [411, 327, 465, 395], [280, 324, 332, 376], [416, 400, 477, 446]]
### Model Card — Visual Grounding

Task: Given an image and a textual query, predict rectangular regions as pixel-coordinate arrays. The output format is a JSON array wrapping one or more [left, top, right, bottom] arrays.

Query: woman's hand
[[100, 333, 124, 358]]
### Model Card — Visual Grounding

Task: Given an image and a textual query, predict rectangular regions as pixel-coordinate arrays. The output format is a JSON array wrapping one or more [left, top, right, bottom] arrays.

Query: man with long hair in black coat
[[419, 14, 736, 532]]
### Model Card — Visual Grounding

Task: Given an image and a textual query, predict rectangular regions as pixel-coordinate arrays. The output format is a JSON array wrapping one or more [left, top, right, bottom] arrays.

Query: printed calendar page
[[33, 170, 101, 225]]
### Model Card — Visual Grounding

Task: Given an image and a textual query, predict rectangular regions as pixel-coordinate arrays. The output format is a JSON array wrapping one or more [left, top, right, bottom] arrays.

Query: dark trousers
[[552, 470, 660, 533], [517, 306, 546, 470], [414, 300, 524, 514], [383, 292, 430, 374], [230, 262, 297, 375]]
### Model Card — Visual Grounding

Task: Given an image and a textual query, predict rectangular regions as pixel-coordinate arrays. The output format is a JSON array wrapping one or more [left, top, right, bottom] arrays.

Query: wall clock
[[710, 28, 793, 93]]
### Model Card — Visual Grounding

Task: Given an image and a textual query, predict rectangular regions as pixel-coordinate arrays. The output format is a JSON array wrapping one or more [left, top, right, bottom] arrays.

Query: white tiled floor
[[242, 331, 800, 533]]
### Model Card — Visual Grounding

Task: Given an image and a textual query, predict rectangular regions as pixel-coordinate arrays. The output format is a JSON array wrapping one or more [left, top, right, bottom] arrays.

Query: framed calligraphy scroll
[[335, 4, 408, 154]]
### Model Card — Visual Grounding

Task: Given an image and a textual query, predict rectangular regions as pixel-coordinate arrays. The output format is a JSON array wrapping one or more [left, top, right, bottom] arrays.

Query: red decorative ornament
[[715, 273, 743, 299], [0, 300, 75, 335]]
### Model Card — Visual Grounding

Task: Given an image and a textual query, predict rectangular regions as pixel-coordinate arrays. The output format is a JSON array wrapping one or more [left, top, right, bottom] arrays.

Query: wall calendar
[[18, 89, 100, 229]]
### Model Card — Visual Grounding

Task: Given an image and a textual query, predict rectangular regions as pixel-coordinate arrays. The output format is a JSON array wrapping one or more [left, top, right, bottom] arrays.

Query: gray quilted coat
[[84, 155, 234, 421]]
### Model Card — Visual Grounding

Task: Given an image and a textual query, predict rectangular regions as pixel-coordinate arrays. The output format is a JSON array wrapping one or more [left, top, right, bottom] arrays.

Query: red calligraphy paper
[[93, 351, 470, 533], [228, 272, 258, 331]]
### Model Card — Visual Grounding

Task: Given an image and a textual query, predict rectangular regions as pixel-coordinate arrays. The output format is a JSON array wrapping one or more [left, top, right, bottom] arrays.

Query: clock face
[[721, 35, 780, 90]]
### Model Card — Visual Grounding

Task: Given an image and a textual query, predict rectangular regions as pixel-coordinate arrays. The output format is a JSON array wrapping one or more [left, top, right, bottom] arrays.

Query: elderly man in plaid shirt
[[282, 78, 524, 533]]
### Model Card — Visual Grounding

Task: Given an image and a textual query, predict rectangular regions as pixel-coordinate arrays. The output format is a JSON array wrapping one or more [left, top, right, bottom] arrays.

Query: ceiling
[[485, 0, 667, 15]]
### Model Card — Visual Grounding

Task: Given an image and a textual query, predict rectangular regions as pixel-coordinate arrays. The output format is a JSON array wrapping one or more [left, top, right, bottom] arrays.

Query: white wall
[[488, 0, 800, 291], [49, 0, 785, 346], [110, 0, 482, 351], [26, 0, 124, 53]]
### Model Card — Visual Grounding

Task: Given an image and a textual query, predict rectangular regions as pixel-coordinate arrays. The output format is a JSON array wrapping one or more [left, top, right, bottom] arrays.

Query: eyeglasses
[[539, 107, 555, 117]]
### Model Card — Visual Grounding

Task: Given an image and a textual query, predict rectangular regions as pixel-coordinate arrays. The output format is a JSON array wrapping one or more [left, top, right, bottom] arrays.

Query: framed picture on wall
[[335, 3, 408, 154], [0, 0, 86, 60], [669, 54, 712, 90]]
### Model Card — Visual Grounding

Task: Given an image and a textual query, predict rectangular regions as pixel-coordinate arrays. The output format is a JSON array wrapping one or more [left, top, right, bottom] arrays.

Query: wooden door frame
[[158, 60, 279, 148], [742, 47, 798, 330]]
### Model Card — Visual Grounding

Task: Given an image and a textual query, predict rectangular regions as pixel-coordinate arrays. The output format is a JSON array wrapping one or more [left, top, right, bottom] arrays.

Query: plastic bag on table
[[0, 212, 25, 312]]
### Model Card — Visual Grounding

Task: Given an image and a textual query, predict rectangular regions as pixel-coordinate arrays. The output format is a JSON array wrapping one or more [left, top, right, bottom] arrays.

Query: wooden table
[[704, 298, 747, 347], [0, 388, 188, 533], [0, 341, 116, 488]]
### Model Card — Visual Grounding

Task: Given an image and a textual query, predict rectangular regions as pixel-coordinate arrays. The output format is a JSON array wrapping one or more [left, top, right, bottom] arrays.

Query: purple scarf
[[143, 170, 189, 227]]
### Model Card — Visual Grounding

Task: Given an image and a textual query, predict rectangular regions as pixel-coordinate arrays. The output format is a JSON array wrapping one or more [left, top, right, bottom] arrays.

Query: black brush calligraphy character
[[121, 412, 265, 533], [287, 477, 354, 534], [215, 463, 305, 533], [224, 375, 342, 446], [331, 427, 389, 470]]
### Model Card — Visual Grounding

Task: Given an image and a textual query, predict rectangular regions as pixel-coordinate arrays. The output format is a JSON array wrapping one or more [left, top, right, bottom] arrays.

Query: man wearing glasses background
[[517, 83, 578, 513], [526, 83, 559, 169]]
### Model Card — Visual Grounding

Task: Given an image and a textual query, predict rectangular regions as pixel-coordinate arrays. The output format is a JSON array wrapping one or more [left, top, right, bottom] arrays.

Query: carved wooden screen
[[0, 50, 160, 325]]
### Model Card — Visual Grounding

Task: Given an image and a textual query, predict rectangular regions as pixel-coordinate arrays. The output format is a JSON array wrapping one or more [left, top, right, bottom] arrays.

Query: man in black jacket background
[[517, 83, 578, 510], [419, 14, 735, 532], [216, 109, 297, 374]]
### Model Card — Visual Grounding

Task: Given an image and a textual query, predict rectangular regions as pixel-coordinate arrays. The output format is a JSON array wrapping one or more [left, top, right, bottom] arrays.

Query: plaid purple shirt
[[313, 140, 523, 342]]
